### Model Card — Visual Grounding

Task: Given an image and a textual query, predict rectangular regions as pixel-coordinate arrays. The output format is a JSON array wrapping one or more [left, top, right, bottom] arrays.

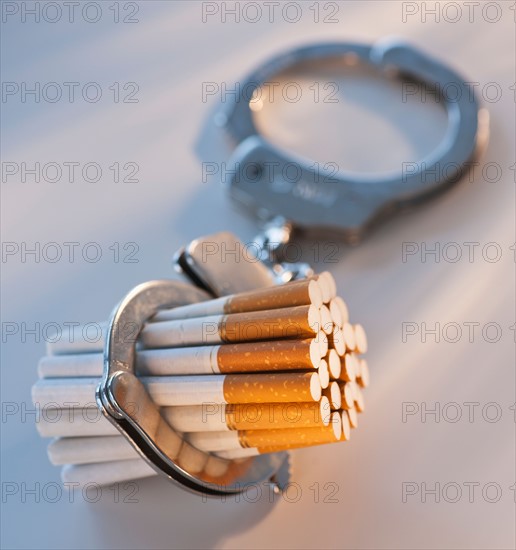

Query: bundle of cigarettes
[[32, 272, 369, 487]]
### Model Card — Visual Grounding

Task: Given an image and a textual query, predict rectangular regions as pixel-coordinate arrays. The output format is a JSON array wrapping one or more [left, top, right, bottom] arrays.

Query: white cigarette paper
[[32, 376, 225, 408], [48, 436, 138, 465], [37, 407, 119, 438]]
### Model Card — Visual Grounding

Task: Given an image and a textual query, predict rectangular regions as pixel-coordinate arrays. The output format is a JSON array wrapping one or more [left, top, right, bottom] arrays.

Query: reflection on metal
[[220, 38, 489, 242]]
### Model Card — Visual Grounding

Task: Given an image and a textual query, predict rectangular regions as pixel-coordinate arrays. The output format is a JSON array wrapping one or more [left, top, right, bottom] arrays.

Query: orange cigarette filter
[[225, 399, 331, 431], [225, 278, 324, 312], [238, 412, 342, 449], [216, 338, 321, 373], [220, 305, 321, 342], [222, 372, 322, 404]]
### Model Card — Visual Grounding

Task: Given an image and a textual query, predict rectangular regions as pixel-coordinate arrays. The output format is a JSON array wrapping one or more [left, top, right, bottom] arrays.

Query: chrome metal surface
[[221, 38, 489, 241]]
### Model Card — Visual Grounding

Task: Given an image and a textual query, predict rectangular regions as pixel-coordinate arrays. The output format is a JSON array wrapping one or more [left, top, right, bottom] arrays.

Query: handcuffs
[[96, 39, 488, 496]]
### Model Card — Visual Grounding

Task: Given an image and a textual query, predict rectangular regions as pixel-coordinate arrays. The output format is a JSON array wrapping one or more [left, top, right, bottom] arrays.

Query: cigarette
[[329, 297, 349, 327], [166, 400, 331, 432], [322, 381, 341, 410], [339, 382, 355, 410], [39, 338, 323, 378], [37, 398, 331, 438], [347, 408, 358, 429], [140, 305, 321, 348], [225, 400, 331, 430], [36, 406, 118, 438], [215, 422, 357, 459], [317, 272, 337, 304], [317, 359, 330, 389], [48, 436, 138, 465], [61, 458, 157, 486], [222, 372, 322, 404], [353, 324, 368, 354], [353, 384, 366, 413], [53, 436, 210, 475], [326, 349, 341, 379], [48, 323, 108, 356], [58, 448, 221, 485], [32, 372, 322, 408], [319, 305, 334, 335], [187, 415, 342, 452], [342, 322, 356, 351], [340, 410, 351, 441], [339, 353, 358, 383], [328, 326, 345, 356], [317, 331, 329, 357], [47, 304, 321, 356], [356, 358, 370, 388], [152, 278, 324, 321], [254, 412, 343, 451]]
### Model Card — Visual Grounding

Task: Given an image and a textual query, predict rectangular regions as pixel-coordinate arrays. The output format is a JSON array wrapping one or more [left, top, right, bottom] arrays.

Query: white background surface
[[1, 1, 515, 548]]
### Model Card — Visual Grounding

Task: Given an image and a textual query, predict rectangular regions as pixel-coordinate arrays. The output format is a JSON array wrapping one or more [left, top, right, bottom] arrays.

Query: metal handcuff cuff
[[96, 38, 488, 496]]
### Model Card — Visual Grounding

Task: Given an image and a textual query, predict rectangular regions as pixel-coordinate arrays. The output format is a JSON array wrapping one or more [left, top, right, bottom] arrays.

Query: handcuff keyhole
[[247, 163, 263, 181]]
